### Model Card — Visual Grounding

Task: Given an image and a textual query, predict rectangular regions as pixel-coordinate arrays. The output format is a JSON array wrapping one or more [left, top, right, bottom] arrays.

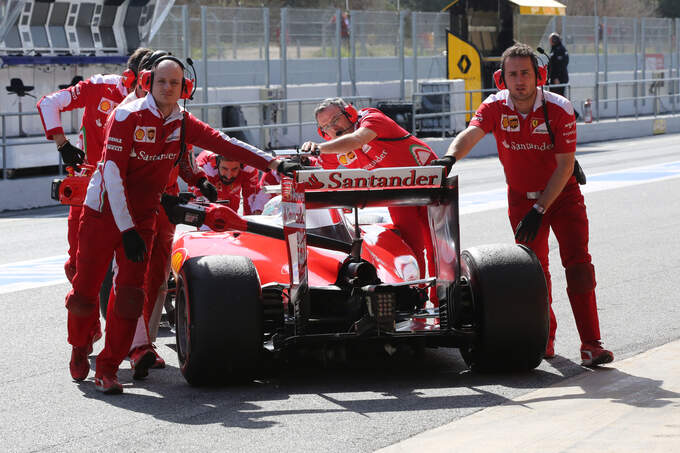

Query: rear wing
[[281, 167, 462, 323]]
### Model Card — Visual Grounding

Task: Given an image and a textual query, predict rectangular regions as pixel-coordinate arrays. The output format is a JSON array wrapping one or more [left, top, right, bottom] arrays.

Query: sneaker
[[129, 346, 156, 380], [544, 338, 555, 359], [94, 374, 123, 394], [69, 345, 90, 381], [581, 340, 614, 367], [151, 345, 166, 369]]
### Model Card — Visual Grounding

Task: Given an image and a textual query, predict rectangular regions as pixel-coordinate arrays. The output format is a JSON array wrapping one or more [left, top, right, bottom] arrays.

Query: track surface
[[1, 134, 679, 452]]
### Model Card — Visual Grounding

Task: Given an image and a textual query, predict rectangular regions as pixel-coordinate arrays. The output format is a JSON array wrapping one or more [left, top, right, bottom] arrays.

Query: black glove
[[121, 229, 147, 263], [429, 155, 456, 174], [197, 177, 218, 202], [514, 206, 544, 243], [58, 141, 85, 167], [573, 159, 586, 185], [277, 160, 304, 177]]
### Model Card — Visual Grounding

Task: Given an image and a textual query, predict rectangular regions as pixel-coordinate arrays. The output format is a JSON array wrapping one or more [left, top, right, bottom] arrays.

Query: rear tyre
[[176, 255, 263, 385], [459, 244, 548, 372]]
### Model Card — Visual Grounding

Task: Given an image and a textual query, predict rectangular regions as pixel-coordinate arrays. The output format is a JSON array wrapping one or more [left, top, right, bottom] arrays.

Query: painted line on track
[[1, 160, 679, 295]]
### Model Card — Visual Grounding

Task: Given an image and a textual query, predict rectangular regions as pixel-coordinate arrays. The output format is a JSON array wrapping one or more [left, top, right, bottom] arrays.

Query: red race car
[[164, 166, 549, 385]]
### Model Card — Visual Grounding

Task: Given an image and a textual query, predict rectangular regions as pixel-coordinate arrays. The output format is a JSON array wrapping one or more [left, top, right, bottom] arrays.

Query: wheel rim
[[176, 279, 190, 367]]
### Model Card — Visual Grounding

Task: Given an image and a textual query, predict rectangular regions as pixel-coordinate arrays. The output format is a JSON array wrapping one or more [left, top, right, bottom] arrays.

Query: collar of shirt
[[116, 76, 129, 98], [504, 88, 545, 114], [143, 93, 183, 123]]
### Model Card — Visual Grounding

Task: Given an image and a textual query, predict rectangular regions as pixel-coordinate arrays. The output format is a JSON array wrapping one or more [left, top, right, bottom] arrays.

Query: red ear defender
[[317, 127, 331, 140], [343, 104, 358, 123], [122, 68, 136, 89], [138, 70, 152, 92], [537, 65, 547, 86], [494, 69, 505, 90]]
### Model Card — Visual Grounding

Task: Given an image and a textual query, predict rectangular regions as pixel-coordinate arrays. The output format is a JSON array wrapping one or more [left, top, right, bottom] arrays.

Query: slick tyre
[[459, 244, 549, 372], [175, 255, 263, 385]]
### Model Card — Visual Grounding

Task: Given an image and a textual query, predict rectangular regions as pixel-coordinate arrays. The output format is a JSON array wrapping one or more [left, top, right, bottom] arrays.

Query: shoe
[[94, 374, 123, 394], [151, 345, 166, 369], [129, 346, 156, 380], [544, 338, 555, 359], [581, 340, 614, 367], [69, 345, 90, 381]]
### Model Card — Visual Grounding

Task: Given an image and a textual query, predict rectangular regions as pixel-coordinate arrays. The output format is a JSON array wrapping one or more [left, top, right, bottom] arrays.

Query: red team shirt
[[37, 74, 128, 165], [194, 150, 259, 215], [324, 108, 437, 170], [84, 94, 274, 233], [469, 89, 577, 192]]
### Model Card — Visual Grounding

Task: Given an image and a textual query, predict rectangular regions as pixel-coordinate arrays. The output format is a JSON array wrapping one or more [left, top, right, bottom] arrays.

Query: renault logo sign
[[457, 54, 471, 74]]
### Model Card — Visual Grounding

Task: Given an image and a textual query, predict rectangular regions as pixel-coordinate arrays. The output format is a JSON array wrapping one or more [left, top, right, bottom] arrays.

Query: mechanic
[[192, 150, 260, 214], [106, 50, 218, 373], [300, 98, 438, 301], [431, 43, 613, 367], [64, 56, 301, 394], [38, 47, 152, 283]]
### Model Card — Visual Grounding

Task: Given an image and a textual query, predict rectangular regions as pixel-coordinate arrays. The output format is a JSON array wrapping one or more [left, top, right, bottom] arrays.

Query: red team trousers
[[65, 204, 156, 376], [507, 182, 601, 344]]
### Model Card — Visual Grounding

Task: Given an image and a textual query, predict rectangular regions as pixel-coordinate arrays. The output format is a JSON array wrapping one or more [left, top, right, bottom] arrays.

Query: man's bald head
[[151, 59, 185, 115]]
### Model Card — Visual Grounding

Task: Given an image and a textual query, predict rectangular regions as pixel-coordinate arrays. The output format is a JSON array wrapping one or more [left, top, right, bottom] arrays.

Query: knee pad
[[565, 262, 596, 294], [65, 291, 98, 317], [114, 286, 146, 319]]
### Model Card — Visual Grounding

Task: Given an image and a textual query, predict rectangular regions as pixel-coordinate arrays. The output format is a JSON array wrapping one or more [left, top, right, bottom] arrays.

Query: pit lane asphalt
[[0, 134, 679, 452]]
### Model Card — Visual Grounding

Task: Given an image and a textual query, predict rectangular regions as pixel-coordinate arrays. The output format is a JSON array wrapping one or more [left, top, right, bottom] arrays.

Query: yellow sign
[[653, 119, 666, 135], [447, 31, 482, 122]]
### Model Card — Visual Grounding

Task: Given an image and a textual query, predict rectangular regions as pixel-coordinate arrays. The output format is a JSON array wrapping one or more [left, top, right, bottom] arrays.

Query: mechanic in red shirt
[[64, 56, 300, 393], [431, 43, 613, 367], [300, 98, 438, 301], [192, 150, 260, 214], [107, 50, 217, 372], [37, 47, 152, 283]]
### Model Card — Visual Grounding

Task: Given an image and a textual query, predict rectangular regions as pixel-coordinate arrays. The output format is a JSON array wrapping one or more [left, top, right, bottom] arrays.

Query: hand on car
[[300, 141, 321, 156], [277, 159, 304, 177], [197, 177, 218, 202], [121, 229, 147, 263], [514, 207, 544, 243], [428, 155, 456, 174]]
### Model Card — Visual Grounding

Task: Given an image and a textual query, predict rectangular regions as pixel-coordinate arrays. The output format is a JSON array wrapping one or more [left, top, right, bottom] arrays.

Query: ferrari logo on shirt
[[532, 119, 549, 134], [501, 114, 520, 132], [133, 126, 156, 143], [338, 150, 357, 166], [97, 97, 117, 114]]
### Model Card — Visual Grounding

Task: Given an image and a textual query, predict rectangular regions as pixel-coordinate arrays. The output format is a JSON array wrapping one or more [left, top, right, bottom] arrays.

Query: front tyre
[[176, 255, 263, 385], [460, 244, 549, 372]]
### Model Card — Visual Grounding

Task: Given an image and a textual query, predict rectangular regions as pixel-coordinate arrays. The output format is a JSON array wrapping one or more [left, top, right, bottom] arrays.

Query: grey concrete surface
[[378, 340, 680, 453]]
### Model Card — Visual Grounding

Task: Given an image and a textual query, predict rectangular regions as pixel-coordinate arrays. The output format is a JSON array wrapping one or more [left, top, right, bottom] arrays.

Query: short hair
[[314, 97, 348, 118], [500, 42, 539, 75], [549, 32, 561, 43], [139, 50, 170, 72], [126, 47, 152, 76]]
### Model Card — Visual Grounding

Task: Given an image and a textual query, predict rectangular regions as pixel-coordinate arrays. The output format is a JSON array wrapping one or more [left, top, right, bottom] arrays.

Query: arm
[[319, 127, 377, 154], [185, 113, 277, 172], [37, 79, 92, 142], [177, 145, 207, 188], [536, 152, 574, 211], [444, 125, 486, 161]]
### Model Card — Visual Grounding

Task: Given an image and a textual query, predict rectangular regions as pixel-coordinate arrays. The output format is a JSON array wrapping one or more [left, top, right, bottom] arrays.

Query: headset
[[317, 103, 358, 140], [138, 54, 194, 99], [121, 68, 137, 89], [493, 52, 547, 90]]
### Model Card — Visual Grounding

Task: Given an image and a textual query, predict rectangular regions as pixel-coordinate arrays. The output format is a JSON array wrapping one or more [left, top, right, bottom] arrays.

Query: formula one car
[[164, 166, 549, 385]]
